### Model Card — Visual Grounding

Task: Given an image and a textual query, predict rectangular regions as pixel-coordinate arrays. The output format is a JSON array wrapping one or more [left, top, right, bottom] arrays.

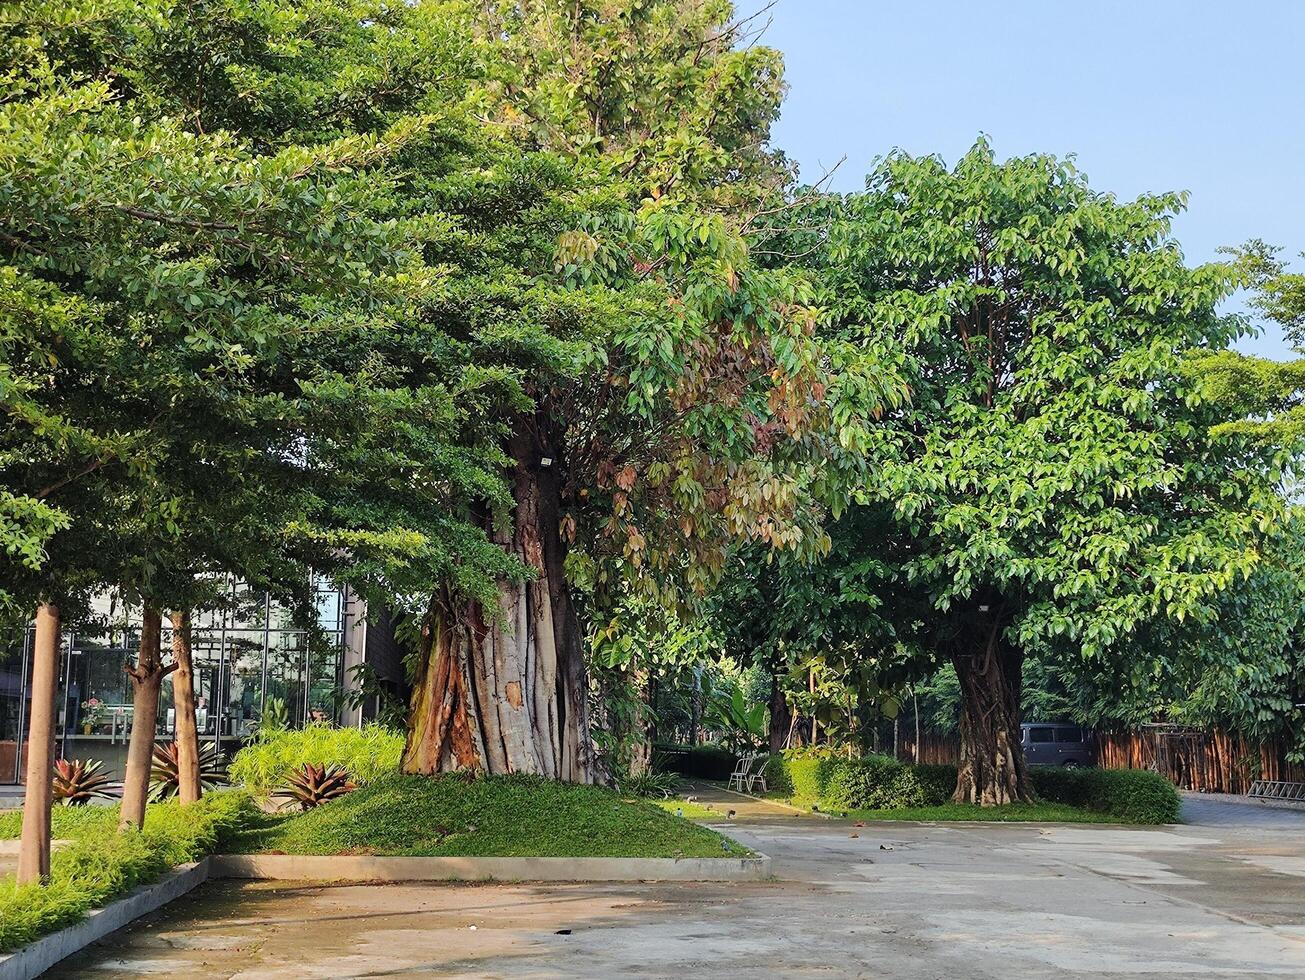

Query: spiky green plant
[[280, 762, 356, 811], [148, 741, 228, 801], [52, 758, 119, 806]]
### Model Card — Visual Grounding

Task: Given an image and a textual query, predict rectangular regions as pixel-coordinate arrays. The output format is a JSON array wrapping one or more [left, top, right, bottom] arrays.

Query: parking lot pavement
[[55, 793, 1305, 979]]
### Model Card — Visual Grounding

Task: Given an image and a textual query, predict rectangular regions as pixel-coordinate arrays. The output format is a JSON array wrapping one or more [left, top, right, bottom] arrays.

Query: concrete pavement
[[53, 792, 1305, 978]]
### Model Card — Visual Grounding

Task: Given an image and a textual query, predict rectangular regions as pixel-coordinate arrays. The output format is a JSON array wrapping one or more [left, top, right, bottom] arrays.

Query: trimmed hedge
[[0, 791, 255, 952], [765, 751, 1179, 824], [1031, 767, 1180, 824]]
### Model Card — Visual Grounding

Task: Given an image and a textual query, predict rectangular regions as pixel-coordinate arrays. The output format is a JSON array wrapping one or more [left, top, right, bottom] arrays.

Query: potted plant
[[80, 697, 108, 734]]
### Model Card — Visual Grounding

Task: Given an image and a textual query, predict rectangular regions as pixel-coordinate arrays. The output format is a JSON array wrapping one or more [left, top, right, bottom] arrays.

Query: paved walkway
[[53, 793, 1305, 978]]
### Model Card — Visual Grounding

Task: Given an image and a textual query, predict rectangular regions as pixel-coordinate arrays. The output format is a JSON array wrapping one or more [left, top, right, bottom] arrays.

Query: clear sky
[[761, 0, 1303, 359]]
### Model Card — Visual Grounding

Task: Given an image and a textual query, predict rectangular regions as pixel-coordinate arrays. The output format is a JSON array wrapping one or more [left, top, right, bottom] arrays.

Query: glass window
[[1055, 727, 1082, 744], [1029, 727, 1055, 743], [0, 631, 28, 784]]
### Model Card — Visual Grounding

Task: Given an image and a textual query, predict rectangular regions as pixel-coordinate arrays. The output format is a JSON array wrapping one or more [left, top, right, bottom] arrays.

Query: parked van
[[1021, 723, 1095, 767]]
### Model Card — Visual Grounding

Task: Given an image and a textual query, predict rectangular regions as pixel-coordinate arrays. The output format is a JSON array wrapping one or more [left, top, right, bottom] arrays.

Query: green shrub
[[764, 750, 838, 805], [0, 791, 254, 952], [228, 723, 404, 796], [765, 753, 1178, 824], [1032, 767, 1180, 823]]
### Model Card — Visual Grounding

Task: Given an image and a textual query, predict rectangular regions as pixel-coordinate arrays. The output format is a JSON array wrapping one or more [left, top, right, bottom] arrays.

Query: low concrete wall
[[0, 860, 211, 980], [211, 852, 771, 882]]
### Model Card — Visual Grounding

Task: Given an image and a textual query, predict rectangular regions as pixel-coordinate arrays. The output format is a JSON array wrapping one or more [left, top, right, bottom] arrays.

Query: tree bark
[[950, 605, 1034, 805], [119, 605, 176, 829], [170, 610, 202, 804], [688, 668, 701, 746], [767, 669, 790, 753], [402, 421, 594, 782], [17, 603, 59, 885]]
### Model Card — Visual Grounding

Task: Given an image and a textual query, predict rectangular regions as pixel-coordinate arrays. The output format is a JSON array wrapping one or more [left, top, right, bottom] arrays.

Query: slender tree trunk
[[913, 688, 921, 764], [688, 668, 701, 746], [17, 603, 59, 885], [120, 605, 176, 830], [767, 669, 790, 753], [951, 604, 1034, 805], [808, 669, 818, 745], [170, 610, 202, 804], [402, 420, 594, 782]]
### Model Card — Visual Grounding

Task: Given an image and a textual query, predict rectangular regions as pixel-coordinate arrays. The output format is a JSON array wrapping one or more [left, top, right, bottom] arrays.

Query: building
[[0, 579, 398, 786]]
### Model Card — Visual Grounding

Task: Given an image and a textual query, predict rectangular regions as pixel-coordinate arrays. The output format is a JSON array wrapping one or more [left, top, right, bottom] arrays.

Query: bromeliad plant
[[52, 759, 120, 806], [148, 742, 228, 802], [280, 763, 357, 811]]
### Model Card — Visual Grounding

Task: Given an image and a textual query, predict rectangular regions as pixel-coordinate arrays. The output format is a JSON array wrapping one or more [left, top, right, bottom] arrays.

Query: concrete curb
[[210, 852, 772, 882], [0, 859, 212, 980]]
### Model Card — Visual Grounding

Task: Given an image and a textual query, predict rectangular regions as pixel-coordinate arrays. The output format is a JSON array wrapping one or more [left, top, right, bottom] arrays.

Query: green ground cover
[[840, 802, 1132, 824], [0, 792, 254, 953], [232, 773, 750, 858]]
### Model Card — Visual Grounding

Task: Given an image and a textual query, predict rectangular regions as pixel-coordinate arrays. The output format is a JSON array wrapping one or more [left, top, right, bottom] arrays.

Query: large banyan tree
[[795, 143, 1296, 804], [399, 0, 903, 780]]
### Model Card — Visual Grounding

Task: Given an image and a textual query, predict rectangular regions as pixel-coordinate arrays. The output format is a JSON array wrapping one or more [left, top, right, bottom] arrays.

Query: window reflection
[[2, 578, 350, 784]]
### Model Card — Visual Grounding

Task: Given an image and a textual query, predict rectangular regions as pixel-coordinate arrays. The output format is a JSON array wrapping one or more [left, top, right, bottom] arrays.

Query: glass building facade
[[0, 579, 368, 785]]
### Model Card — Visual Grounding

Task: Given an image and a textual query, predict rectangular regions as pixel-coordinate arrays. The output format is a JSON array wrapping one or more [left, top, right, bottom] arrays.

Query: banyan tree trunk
[[119, 605, 177, 829], [17, 603, 59, 885], [170, 610, 202, 804], [951, 607, 1034, 805], [402, 423, 594, 782]]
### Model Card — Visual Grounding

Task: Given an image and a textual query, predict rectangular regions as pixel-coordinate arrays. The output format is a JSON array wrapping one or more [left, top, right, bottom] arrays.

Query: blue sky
[[761, 0, 1303, 359]]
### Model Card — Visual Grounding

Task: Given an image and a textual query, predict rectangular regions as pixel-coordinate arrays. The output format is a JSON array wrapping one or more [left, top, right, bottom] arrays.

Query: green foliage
[[766, 752, 1179, 824], [231, 773, 748, 858], [0, 792, 254, 953], [1031, 767, 1181, 824], [613, 769, 680, 800], [703, 685, 767, 752], [839, 802, 1127, 824], [228, 723, 404, 796], [257, 697, 290, 736]]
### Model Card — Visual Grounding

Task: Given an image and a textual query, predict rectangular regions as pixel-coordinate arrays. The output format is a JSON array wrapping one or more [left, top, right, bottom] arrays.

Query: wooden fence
[[903, 727, 1303, 794], [1095, 729, 1305, 795]]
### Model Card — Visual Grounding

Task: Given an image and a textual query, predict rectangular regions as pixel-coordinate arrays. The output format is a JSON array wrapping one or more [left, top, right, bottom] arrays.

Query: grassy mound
[[232, 773, 749, 858]]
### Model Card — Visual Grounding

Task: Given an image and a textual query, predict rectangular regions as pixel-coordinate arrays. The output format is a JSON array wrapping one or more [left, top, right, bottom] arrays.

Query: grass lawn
[[232, 773, 750, 858], [840, 801, 1133, 824], [648, 798, 731, 821], [760, 793, 1146, 824]]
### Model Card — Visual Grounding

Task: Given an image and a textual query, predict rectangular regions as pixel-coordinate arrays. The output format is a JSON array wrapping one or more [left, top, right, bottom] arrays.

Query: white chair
[[747, 755, 770, 795], [727, 753, 753, 792]]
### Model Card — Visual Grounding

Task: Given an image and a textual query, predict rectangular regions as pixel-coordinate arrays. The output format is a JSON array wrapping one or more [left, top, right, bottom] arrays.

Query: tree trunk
[[119, 605, 176, 829], [912, 688, 921, 764], [951, 606, 1034, 805], [767, 669, 790, 753], [17, 603, 59, 885], [688, 668, 701, 746], [402, 421, 594, 782], [170, 610, 202, 804]]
